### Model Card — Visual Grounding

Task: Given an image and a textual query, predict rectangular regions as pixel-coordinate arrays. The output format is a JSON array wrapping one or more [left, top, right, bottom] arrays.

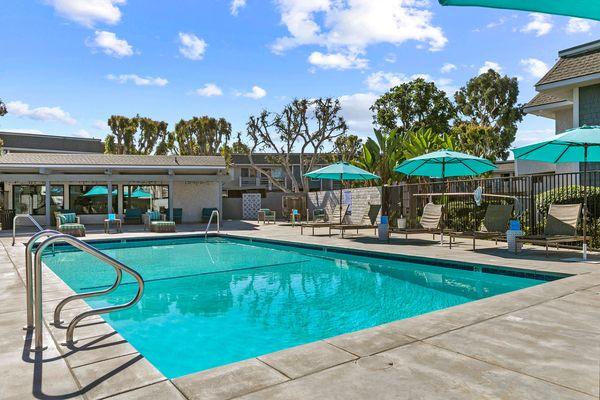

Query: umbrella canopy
[[394, 150, 497, 178], [438, 0, 600, 21], [304, 162, 379, 224], [513, 125, 600, 260], [83, 186, 117, 197], [304, 161, 380, 181], [513, 125, 600, 163], [131, 187, 152, 199]]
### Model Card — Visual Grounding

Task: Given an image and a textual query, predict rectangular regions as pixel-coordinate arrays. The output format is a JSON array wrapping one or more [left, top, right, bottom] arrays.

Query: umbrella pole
[[339, 174, 343, 225], [440, 160, 446, 246], [583, 146, 588, 261]]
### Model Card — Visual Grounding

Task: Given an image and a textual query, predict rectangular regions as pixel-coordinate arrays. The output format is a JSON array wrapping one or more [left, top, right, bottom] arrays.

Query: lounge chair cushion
[[147, 210, 161, 221], [481, 204, 513, 233], [59, 213, 77, 224], [419, 203, 443, 230], [545, 204, 581, 236], [58, 223, 85, 236]]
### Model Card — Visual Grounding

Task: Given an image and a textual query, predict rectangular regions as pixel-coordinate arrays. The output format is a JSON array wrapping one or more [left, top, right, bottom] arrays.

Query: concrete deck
[[0, 221, 598, 399]]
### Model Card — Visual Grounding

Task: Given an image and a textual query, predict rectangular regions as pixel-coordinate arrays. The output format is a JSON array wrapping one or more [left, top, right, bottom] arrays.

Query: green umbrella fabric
[[304, 161, 380, 180], [131, 187, 152, 199], [82, 186, 117, 197], [513, 125, 600, 163], [438, 0, 600, 21], [394, 150, 496, 178]]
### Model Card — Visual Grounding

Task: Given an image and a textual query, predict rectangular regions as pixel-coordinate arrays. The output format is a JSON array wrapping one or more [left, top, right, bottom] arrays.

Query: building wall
[[579, 84, 600, 126], [173, 181, 221, 223], [222, 191, 287, 220], [307, 186, 381, 224]]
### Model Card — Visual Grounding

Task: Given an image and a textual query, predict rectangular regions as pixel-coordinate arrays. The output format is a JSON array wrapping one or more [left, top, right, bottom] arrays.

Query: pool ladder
[[13, 213, 43, 246], [24, 231, 144, 352], [204, 209, 220, 238]]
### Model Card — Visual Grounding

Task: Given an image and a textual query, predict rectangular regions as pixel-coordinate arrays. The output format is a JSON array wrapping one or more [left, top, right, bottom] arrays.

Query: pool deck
[[0, 221, 599, 399]]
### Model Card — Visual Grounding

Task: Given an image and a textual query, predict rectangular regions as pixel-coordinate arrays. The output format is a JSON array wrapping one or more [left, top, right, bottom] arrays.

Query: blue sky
[[1, 0, 598, 155]]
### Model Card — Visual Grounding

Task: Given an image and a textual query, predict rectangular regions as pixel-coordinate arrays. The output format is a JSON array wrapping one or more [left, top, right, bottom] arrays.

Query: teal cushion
[[59, 213, 76, 224], [147, 211, 161, 221]]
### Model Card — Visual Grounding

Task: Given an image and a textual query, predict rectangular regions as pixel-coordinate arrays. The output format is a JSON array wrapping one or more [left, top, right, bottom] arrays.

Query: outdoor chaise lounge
[[330, 204, 381, 238], [143, 210, 176, 233], [300, 204, 349, 235], [55, 212, 85, 237], [516, 203, 588, 256], [258, 208, 276, 224], [449, 203, 514, 250], [388, 203, 451, 242]]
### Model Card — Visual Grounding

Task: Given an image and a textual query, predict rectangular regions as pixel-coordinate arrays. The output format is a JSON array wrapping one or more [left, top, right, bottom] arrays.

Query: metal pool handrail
[[33, 234, 144, 351], [13, 214, 43, 246], [204, 209, 220, 238], [24, 229, 61, 330]]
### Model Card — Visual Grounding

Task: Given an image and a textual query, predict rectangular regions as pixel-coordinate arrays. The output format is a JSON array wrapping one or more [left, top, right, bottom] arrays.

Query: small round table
[[104, 218, 122, 234]]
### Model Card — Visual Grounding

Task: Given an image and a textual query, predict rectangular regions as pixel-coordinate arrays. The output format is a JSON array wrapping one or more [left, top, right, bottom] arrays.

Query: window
[[123, 185, 169, 213], [69, 185, 118, 215], [13, 185, 63, 215]]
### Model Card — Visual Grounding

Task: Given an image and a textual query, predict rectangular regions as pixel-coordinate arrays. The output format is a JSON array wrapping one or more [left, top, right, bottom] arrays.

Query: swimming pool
[[42, 235, 555, 378]]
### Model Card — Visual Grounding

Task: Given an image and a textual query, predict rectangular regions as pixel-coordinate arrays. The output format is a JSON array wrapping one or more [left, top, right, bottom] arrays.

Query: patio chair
[[516, 203, 588, 256], [173, 208, 183, 224], [143, 210, 176, 233], [55, 212, 85, 237], [330, 204, 381, 238], [312, 208, 327, 222], [201, 207, 218, 223], [258, 208, 276, 224], [388, 203, 450, 241], [449, 204, 514, 250], [124, 208, 143, 224], [300, 204, 349, 235]]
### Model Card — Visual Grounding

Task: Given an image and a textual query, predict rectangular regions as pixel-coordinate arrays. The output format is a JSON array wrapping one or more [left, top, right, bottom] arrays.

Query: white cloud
[[440, 63, 456, 73], [6, 101, 76, 125], [513, 127, 554, 148], [272, 0, 447, 62], [384, 53, 396, 64], [485, 17, 506, 29], [366, 71, 408, 91], [46, 0, 125, 27], [230, 0, 246, 15], [238, 85, 267, 99], [338, 92, 378, 134], [479, 61, 502, 74], [566, 18, 596, 34], [196, 83, 223, 97], [93, 120, 108, 131], [308, 51, 368, 70], [178, 32, 207, 60], [107, 74, 168, 86], [74, 129, 94, 138], [88, 31, 133, 57], [521, 13, 552, 36], [520, 58, 549, 79]]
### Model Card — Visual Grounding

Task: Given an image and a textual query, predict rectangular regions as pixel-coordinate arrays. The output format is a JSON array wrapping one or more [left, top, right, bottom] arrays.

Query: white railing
[[204, 210, 220, 238]]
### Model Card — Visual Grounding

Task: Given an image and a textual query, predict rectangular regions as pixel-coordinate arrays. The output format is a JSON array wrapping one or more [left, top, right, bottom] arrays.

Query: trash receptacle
[[0, 209, 15, 230]]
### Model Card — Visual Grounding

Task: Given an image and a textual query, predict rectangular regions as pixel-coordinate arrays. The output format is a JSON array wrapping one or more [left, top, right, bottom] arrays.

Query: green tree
[[454, 69, 523, 160], [0, 98, 6, 117], [402, 127, 457, 161], [171, 116, 231, 155], [104, 115, 170, 155], [449, 123, 498, 161], [355, 130, 404, 185], [371, 78, 455, 134], [333, 134, 363, 162]]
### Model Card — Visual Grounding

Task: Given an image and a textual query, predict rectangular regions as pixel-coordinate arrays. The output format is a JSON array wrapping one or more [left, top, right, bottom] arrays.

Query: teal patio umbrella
[[83, 186, 114, 197], [131, 187, 152, 199], [395, 149, 497, 179], [395, 150, 497, 244], [304, 162, 380, 223], [513, 125, 600, 260], [438, 0, 600, 21]]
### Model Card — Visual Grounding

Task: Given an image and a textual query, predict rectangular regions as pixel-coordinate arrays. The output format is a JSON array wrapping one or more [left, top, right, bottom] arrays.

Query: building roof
[[536, 40, 600, 87], [524, 93, 568, 109], [0, 131, 104, 153], [231, 153, 331, 165], [0, 153, 225, 168]]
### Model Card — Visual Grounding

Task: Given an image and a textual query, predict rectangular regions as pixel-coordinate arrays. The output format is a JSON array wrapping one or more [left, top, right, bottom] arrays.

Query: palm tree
[[355, 129, 404, 185]]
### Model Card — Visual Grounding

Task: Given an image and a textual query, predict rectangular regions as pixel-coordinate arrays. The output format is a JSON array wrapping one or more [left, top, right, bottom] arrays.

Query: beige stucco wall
[[172, 181, 221, 223]]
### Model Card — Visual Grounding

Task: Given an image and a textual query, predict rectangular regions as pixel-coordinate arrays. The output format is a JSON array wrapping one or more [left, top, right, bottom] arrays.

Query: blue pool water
[[42, 236, 548, 378]]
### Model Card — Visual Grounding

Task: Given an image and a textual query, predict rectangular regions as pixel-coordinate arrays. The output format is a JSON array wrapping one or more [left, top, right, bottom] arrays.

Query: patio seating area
[[1, 220, 598, 399]]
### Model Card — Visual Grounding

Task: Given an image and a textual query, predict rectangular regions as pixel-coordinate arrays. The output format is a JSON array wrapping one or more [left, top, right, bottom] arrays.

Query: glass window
[[69, 185, 118, 215], [123, 185, 169, 214], [13, 185, 63, 215]]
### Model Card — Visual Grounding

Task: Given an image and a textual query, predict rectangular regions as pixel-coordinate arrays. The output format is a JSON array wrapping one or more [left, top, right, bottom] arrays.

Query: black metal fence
[[384, 170, 600, 248]]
